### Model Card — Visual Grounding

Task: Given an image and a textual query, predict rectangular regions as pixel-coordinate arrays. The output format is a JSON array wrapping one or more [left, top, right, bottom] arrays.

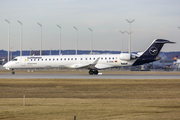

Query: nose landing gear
[[89, 69, 99, 75], [11, 69, 15, 75]]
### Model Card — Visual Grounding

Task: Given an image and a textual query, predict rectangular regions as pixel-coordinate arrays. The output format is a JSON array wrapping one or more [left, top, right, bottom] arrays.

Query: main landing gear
[[89, 69, 99, 75], [11, 69, 15, 75]]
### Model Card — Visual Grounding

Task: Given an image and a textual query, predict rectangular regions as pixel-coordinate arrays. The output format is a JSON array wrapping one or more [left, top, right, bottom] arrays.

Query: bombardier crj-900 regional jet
[[3, 39, 175, 75]]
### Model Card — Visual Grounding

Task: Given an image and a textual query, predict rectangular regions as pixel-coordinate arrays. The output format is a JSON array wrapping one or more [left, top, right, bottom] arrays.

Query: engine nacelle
[[119, 53, 131, 61], [119, 53, 138, 61]]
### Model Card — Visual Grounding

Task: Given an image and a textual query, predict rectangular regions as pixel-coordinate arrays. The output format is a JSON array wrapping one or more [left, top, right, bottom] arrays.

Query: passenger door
[[20, 57, 27, 66]]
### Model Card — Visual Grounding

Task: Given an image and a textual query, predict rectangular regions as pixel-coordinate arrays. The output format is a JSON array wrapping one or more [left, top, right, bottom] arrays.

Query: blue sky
[[0, 0, 180, 52]]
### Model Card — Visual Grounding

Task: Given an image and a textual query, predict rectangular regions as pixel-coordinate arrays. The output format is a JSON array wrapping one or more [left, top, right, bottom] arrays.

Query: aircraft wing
[[69, 57, 100, 69]]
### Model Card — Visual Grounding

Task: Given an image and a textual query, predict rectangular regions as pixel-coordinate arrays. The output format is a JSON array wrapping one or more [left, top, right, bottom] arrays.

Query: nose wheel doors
[[89, 70, 98, 75]]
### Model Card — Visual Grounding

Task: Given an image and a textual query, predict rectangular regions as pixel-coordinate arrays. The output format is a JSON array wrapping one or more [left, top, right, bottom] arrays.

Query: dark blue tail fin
[[133, 39, 175, 66], [174, 56, 178, 62]]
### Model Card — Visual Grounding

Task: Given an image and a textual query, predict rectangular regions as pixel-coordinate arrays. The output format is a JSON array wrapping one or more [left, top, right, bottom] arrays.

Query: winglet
[[88, 57, 100, 69], [92, 57, 100, 65], [69, 57, 100, 69]]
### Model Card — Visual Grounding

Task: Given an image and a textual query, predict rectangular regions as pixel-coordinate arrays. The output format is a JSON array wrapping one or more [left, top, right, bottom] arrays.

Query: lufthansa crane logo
[[149, 46, 158, 55]]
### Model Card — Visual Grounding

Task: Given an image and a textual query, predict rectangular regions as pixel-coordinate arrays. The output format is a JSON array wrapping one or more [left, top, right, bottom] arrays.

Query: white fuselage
[[3, 54, 137, 70], [3, 39, 175, 74]]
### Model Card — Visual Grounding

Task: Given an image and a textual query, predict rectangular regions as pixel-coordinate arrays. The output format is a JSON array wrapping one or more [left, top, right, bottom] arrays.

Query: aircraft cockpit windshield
[[11, 58, 18, 61]]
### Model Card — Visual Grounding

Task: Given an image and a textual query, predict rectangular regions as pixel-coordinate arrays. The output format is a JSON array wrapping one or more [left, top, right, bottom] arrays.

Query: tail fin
[[174, 56, 178, 62], [133, 39, 175, 66]]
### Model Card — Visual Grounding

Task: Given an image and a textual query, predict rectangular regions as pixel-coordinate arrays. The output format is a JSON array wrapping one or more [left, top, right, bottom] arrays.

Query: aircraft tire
[[89, 70, 94, 75], [11, 71, 15, 75], [94, 70, 98, 75]]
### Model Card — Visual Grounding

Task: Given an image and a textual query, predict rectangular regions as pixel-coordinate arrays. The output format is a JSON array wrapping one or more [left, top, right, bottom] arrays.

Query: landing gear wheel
[[89, 70, 94, 75], [11, 71, 15, 75], [89, 70, 99, 75], [11, 69, 15, 75], [94, 70, 99, 75]]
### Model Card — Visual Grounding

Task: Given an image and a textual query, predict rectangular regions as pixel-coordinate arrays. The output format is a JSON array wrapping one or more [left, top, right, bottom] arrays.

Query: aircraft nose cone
[[3, 63, 10, 70], [3, 63, 7, 68]]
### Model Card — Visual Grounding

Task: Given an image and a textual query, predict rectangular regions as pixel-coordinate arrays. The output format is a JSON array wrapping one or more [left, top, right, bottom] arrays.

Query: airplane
[[173, 56, 180, 69], [3, 39, 175, 75], [0, 59, 5, 65], [174, 56, 180, 64]]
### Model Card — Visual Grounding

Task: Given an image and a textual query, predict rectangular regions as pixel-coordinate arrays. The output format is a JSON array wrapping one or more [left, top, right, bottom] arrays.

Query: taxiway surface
[[0, 73, 180, 79]]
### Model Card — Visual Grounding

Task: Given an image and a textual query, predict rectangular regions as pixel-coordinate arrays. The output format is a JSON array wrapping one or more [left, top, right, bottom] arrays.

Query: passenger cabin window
[[75, 58, 77, 60], [94, 58, 95, 60], [68, 58, 70, 60], [64, 58, 66, 60], [105, 58, 107, 60], [109, 57, 111, 60], [71, 58, 73, 60], [90, 58, 91, 60], [45, 59, 47, 61], [53, 59, 55, 61], [57, 58, 58, 61], [101, 58, 103, 60]]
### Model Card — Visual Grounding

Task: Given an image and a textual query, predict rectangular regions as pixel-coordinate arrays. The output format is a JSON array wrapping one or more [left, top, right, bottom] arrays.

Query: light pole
[[11, 47, 13, 60], [30, 47, 32, 56], [126, 31, 133, 53], [57, 25, 61, 55], [37, 22, 42, 56], [126, 18, 135, 53], [5, 19, 10, 62], [73, 26, 78, 55], [18, 20, 23, 56], [88, 28, 93, 54], [119, 31, 126, 53]]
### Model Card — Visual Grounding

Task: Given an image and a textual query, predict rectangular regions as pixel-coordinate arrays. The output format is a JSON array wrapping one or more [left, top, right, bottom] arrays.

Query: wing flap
[[69, 64, 90, 69]]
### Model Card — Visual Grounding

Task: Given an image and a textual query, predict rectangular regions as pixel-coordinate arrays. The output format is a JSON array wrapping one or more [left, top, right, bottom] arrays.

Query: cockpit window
[[13, 58, 18, 61]]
